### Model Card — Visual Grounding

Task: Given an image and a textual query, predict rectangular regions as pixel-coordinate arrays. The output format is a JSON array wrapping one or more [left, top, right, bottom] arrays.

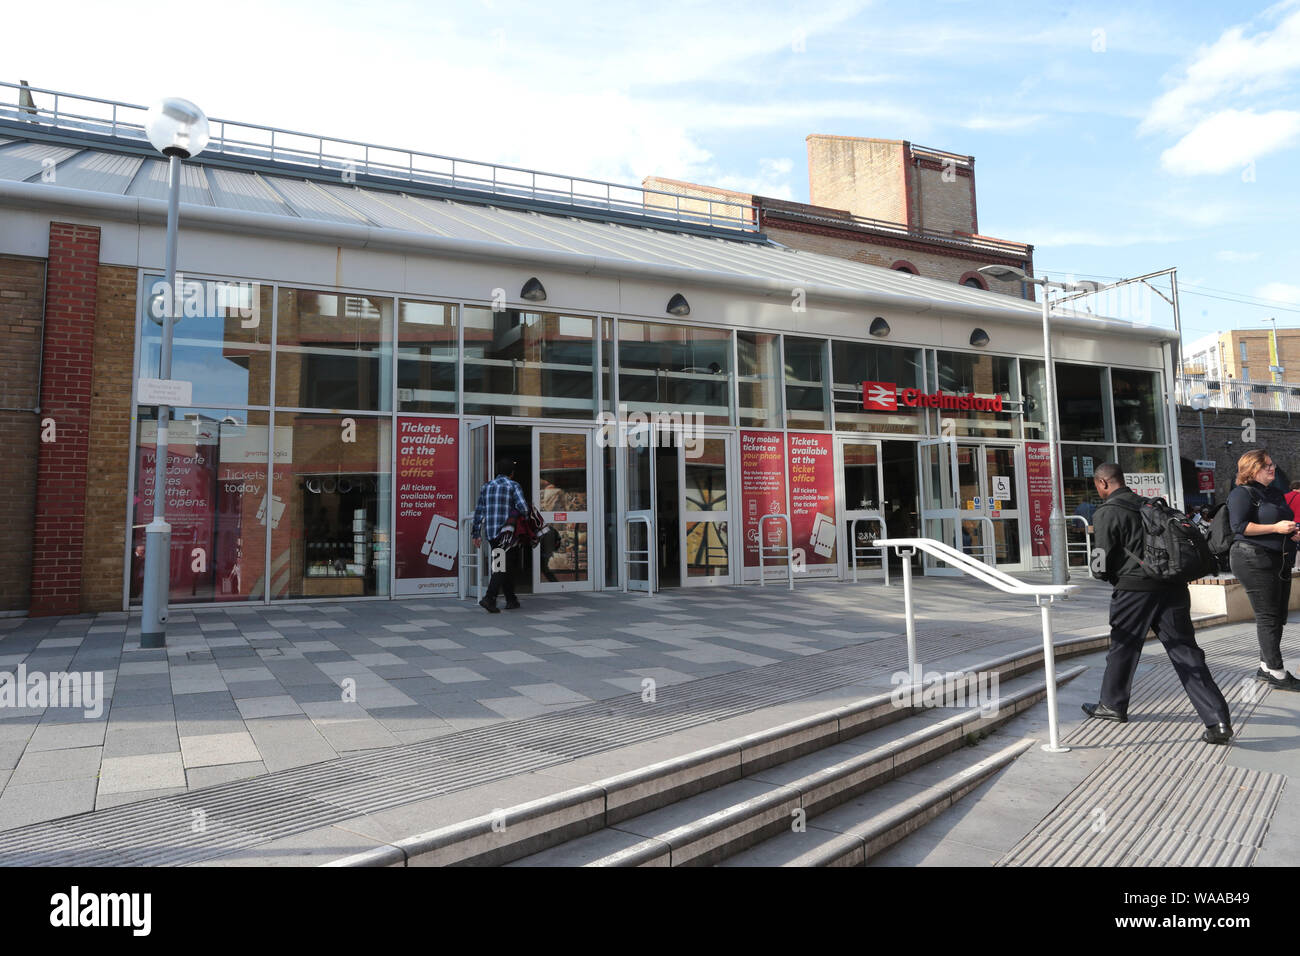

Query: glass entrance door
[[837, 438, 886, 579], [919, 437, 961, 575], [461, 417, 492, 599], [954, 442, 1024, 570], [680, 435, 733, 586], [623, 423, 655, 592], [533, 427, 594, 592]]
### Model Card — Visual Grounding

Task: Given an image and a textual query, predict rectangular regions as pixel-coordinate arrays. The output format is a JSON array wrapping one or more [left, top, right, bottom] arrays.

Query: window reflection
[[463, 307, 595, 418], [276, 289, 393, 411], [618, 320, 732, 425], [140, 275, 273, 407]]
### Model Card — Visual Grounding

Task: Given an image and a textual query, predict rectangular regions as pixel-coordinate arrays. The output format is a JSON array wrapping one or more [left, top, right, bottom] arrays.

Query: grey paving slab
[[102, 724, 180, 759], [235, 696, 304, 720], [9, 746, 103, 786], [24, 720, 108, 752], [0, 778, 98, 831], [179, 731, 261, 768], [97, 752, 187, 795], [244, 716, 338, 772]]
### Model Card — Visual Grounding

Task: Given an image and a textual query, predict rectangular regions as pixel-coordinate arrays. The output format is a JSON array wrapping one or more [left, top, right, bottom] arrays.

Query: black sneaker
[[504, 600, 521, 610], [1081, 702, 1128, 723], [1255, 668, 1300, 691], [478, 598, 500, 614]]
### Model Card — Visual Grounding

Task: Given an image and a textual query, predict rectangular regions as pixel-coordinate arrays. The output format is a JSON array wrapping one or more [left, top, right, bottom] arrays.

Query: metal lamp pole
[[140, 98, 209, 649], [979, 265, 1103, 585], [1038, 286, 1069, 585]]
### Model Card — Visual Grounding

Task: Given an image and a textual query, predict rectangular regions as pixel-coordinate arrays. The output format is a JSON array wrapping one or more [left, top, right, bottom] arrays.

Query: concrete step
[[507, 667, 1082, 867], [719, 738, 1033, 866]]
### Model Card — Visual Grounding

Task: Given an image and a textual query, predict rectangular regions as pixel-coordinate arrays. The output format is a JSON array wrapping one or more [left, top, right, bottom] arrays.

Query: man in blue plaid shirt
[[471, 456, 530, 612]]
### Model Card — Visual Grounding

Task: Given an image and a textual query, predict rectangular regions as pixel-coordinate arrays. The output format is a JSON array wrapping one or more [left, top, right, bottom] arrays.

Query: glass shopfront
[[128, 271, 1177, 604]]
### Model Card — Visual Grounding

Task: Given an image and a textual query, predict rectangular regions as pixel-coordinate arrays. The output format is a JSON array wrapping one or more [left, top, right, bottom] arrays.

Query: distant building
[[645, 136, 1034, 298], [1182, 328, 1300, 383]]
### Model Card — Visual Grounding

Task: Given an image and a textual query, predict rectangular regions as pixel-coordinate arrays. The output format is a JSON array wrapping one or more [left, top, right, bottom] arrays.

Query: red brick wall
[[29, 223, 101, 616], [0, 256, 46, 612]]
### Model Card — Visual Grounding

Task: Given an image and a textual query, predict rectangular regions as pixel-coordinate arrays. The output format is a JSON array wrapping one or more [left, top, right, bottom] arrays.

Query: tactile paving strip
[[0, 608, 1060, 867], [1000, 629, 1284, 867]]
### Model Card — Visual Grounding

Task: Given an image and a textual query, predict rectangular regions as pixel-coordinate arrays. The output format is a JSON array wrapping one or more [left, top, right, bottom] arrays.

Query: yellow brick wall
[[806, 136, 906, 223]]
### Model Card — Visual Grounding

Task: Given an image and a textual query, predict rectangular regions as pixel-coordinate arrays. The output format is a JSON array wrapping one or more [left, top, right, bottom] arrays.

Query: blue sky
[[10, 0, 1300, 345]]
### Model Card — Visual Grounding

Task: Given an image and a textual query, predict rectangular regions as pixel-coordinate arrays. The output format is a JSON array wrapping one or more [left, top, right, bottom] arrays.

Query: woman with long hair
[[1228, 449, 1300, 689]]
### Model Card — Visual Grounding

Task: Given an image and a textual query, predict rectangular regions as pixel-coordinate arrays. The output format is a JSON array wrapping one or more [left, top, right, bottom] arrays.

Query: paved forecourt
[[0, 576, 1115, 842]]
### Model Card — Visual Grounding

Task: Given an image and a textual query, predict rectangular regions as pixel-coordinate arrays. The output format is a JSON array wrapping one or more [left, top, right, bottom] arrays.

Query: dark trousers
[[1100, 586, 1230, 726], [483, 538, 517, 605], [1230, 542, 1291, 670]]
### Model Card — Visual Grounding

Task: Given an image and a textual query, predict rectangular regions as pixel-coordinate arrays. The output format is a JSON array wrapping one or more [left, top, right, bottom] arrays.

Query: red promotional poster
[[788, 432, 837, 576], [739, 431, 787, 575], [132, 419, 218, 601], [1025, 441, 1054, 557], [395, 417, 459, 595]]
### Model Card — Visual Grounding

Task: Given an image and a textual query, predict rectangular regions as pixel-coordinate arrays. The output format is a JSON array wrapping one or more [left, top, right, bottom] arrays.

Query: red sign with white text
[[395, 417, 459, 595], [788, 432, 837, 576], [1025, 441, 1054, 557], [740, 431, 788, 572], [862, 381, 1003, 412]]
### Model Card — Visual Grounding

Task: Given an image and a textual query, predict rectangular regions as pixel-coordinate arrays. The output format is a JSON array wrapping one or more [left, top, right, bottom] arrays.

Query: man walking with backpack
[[1082, 463, 1233, 744]]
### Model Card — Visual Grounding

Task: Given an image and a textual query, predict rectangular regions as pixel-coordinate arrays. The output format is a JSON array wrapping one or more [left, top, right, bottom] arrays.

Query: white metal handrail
[[959, 515, 997, 567], [459, 517, 484, 601], [849, 516, 890, 586], [758, 513, 794, 591], [1065, 515, 1093, 569], [623, 514, 656, 597], [876, 536, 1076, 753]]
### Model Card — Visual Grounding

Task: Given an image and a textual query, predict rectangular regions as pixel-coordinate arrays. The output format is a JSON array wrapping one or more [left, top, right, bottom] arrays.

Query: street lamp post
[[1190, 393, 1212, 505], [979, 266, 1102, 586], [140, 98, 209, 649]]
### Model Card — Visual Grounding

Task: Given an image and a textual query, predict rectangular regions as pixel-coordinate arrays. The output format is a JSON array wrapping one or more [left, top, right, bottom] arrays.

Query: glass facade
[[129, 271, 1177, 604], [831, 340, 924, 433]]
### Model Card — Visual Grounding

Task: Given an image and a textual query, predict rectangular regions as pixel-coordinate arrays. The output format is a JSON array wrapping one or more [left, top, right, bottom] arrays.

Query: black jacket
[[1091, 487, 1182, 592]]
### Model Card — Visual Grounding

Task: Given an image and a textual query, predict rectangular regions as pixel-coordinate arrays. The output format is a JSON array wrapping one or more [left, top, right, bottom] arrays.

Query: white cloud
[[1257, 282, 1300, 305], [1160, 108, 1300, 174], [1217, 250, 1261, 262], [1142, 5, 1300, 134]]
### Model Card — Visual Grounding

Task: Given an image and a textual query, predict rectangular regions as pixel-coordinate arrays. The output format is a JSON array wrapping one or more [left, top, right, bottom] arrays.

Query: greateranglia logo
[[861, 381, 1004, 413]]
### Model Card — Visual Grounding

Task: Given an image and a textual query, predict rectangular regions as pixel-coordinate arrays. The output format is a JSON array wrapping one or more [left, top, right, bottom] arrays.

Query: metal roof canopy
[[0, 125, 1177, 343]]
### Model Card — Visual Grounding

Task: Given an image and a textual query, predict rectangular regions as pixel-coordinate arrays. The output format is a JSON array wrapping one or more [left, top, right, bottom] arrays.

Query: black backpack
[[1118, 496, 1218, 583], [1207, 487, 1261, 571]]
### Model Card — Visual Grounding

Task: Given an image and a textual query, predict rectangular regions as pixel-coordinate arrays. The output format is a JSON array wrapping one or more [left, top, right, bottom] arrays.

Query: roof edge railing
[[0, 80, 760, 235]]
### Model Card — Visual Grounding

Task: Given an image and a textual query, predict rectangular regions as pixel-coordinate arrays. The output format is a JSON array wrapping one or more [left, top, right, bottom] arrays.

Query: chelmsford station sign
[[862, 382, 1004, 413]]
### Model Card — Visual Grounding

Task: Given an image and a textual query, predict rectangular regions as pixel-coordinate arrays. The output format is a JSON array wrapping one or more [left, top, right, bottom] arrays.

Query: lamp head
[[145, 98, 209, 159]]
